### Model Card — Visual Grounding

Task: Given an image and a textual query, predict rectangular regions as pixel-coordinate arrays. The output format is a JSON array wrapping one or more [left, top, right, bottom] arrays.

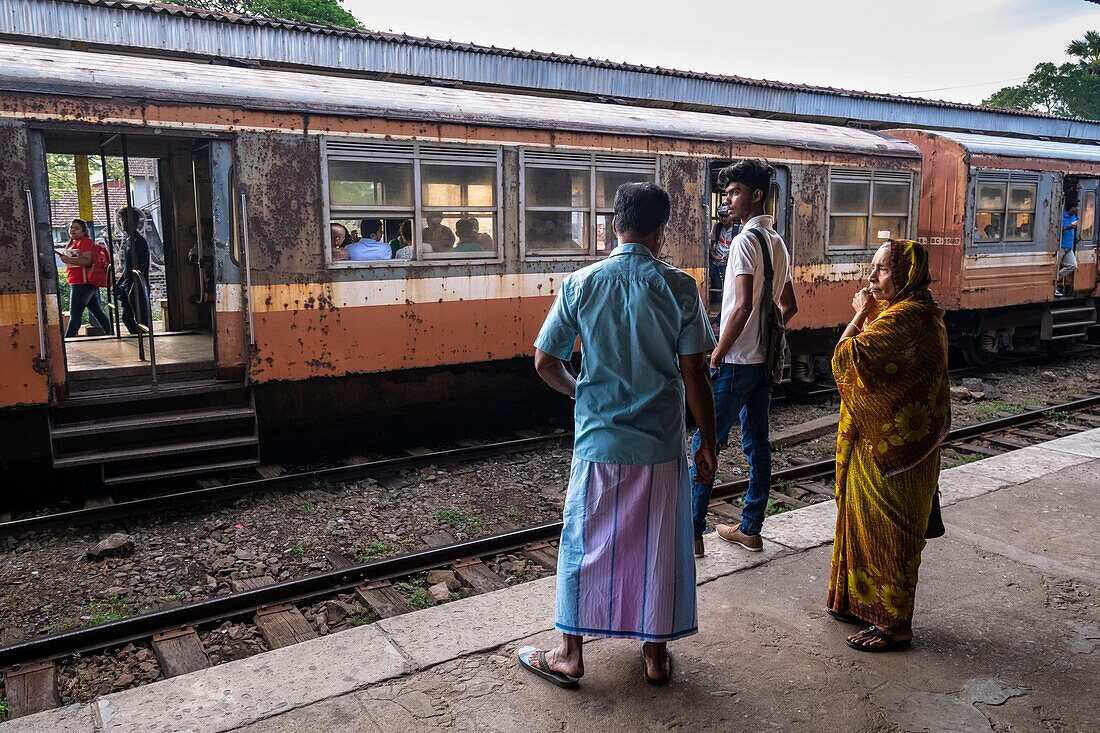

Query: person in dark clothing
[[115, 206, 150, 335]]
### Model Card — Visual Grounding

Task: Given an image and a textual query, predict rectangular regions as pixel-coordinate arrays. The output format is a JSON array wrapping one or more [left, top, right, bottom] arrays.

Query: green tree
[[984, 31, 1100, 121], [162, 0, 360, 28]]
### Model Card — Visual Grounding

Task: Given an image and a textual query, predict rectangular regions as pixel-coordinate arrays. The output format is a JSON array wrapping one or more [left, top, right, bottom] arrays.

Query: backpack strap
[[746, 227, 774, 299]]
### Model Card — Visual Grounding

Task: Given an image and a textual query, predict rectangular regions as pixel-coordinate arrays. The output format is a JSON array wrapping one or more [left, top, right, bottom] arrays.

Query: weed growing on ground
[[436, 508, 483, 533], [300, 501, 317, 515], [511, 568, 535, 583], [973, 401, 1018, 420], [502, 507, 519, 518], [764, 499, 791, 517], [290, 544, 306, 556], [356, 541, 390, 563], [401, 583, 437, 610], [347, 612, 378, 627], [88, 595, 126, 625], [0, 698, 8, 723], [948, 451, 984, 466]]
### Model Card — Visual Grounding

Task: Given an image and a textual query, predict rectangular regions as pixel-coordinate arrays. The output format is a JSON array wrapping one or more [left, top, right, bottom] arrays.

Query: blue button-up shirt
[[347, 237, 392, 261], [534, 243, 716, 464]]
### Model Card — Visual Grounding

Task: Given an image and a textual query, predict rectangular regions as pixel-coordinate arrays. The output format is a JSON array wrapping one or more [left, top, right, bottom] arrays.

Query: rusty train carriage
[[885, 129, 1100, 359], [0, 41, 1089, 475]]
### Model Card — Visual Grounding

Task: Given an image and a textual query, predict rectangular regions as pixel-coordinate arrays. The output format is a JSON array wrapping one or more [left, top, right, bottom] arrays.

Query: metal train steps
[[49, 384, 260, 485], [1042, 301, 1097, 341]]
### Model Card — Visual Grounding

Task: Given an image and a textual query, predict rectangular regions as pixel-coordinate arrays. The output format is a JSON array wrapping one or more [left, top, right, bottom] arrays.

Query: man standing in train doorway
[[690, 159, 798, 557], [521, 182, 717, 688]]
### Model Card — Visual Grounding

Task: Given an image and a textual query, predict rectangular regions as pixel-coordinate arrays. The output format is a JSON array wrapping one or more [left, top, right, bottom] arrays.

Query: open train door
[[1073, 179, 1098, 295]]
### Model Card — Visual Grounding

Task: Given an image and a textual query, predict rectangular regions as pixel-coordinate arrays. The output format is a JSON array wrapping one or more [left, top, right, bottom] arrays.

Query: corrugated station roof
[[0, 43, 920, 159], [912, 130, 1100, 165], [4, 0, 1100, 143]]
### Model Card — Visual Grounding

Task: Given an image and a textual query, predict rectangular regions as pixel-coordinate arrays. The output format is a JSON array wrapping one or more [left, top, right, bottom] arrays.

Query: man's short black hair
[[400, 219, 413, 239], [613, 182, 671, 237], [717, 159, 774, 197], [360, 218, 384, 237], [455, 217, 477, 239]]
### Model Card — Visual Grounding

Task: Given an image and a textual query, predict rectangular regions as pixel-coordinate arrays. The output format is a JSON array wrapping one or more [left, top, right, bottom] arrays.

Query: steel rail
[[2, 393, 1097, 669], [0, 433, 572, 538]]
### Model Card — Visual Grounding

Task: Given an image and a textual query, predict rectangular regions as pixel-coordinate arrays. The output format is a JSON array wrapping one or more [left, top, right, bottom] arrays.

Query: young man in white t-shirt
[[689, 159, 798, 557]]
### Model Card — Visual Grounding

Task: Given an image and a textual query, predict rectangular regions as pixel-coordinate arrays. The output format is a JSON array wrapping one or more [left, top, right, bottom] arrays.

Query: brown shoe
[[715, 524, 763, 552], [694, 539, 705, 558]]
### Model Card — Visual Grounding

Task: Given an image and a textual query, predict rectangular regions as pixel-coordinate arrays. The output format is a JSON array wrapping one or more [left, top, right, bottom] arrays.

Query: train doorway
[[1069, 178, 1098, 296], [37, 132, 221, 393], [705, 162, 790, 316]]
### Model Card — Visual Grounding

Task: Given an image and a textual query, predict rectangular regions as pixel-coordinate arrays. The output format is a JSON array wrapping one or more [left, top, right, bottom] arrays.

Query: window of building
[[973, 171, 1039, 245], [522, 150, 656, 257], [322, 139, 501, 265], [827, 169, 913, 251]]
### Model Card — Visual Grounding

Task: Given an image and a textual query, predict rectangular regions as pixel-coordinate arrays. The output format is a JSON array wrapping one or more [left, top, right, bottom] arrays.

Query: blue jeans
[[66, 284, 112, 338], [689, 362, 772, 540]]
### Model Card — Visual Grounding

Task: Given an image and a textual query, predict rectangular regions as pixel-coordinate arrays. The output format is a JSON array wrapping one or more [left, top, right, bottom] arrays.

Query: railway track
[[2, 392, 1098, 718], [8, 347, 1090, 540]]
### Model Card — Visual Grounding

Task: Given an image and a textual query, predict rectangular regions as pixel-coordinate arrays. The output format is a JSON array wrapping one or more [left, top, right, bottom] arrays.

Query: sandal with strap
[[845, 626, 911, 653], [517, 645, 580, 688], [642, 649, 672, 686], [826, 608, 864, 625]]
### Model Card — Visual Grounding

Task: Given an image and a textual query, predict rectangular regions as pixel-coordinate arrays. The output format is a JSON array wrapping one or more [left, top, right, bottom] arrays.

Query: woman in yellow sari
[[827, 239, 949, 652]]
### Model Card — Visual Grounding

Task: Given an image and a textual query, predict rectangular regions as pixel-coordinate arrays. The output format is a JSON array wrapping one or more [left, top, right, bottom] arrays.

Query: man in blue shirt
[[518, 182, 716, 689], [1056, 201, 1078, 297], [347, 219, 392, 261]]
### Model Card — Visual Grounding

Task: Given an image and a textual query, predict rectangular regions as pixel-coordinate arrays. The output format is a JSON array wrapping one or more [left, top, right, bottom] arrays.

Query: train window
[[973, 172, 1038, 245], [521, 150, 656, 258], [328, 160, 414, 208], [827, 169, 913, 251], [322, 139, 502, 265], [1082, 192, 1096, 242]]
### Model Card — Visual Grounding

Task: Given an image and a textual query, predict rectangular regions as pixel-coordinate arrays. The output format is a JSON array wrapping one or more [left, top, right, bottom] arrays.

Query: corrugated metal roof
[[0, 43, 920, 158], [3, 0, 1099, 142], [914, 130, 1100, 165]]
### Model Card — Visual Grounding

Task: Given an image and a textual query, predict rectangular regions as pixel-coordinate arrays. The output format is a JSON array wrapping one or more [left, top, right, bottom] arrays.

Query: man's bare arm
[[778, 281, 798, 325], [710, 273, 754, 367], [680, 352, 716, 484], [534, 348, 577, 398]]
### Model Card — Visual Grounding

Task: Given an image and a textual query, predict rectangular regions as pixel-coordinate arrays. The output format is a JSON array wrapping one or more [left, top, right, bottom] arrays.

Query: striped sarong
[[554, 454, 697, 642]]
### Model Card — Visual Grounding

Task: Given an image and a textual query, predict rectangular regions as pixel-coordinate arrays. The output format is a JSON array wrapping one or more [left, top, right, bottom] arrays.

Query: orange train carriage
[[0, 42, 1094, 480]]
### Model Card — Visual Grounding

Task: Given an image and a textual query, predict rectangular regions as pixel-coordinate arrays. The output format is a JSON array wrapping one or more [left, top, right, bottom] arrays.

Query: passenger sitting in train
[[330, 222, 350, 262], [390, 219, 414, 260], [470, 217, 494, 248], [1056, 200, 1079, 297], [348, 219, 392, 261], [453, 217, 488, 252], [422, 214, 455, 251]]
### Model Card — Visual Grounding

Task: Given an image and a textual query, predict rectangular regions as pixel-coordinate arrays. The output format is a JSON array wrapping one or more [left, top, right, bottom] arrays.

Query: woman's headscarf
[[832, 238, 949, 480], [885, 239, 933, 306]]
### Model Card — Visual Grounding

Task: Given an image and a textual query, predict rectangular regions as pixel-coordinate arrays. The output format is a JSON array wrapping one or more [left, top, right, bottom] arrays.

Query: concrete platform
[[5, 429, 1099, 733]]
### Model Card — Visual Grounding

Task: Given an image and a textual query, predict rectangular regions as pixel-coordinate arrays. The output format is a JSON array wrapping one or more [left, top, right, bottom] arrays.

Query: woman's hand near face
[[852, 288, 875, 318]]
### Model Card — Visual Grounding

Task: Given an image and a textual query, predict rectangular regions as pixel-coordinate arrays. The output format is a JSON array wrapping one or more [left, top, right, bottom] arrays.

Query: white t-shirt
[[720, 214, 792, 365]]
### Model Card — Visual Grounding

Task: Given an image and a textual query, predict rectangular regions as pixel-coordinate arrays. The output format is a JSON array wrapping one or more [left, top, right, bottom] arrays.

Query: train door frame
[[29, 125, 228, 393], [705, 161, 790, 314], [1072, 179, 1098, 295]]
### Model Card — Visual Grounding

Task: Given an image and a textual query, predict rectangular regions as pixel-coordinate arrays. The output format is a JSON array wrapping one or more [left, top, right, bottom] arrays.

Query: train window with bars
[[521, 150, 656, 257], [827, 169, 913, 251], [974, 171, 1039, 245], [322, 139, 501, 265]]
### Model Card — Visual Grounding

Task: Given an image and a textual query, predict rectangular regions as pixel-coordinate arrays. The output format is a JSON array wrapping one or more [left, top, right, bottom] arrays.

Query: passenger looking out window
[[454, 217, 491, 252], [348, 219, 392, 261], [390, 219, 414, 260], [330, 222, 351, 262], [422, 214, 455, 251]]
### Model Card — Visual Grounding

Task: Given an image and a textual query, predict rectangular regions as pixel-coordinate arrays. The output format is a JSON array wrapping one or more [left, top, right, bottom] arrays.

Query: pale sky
[[343, 0, 1098, 105]]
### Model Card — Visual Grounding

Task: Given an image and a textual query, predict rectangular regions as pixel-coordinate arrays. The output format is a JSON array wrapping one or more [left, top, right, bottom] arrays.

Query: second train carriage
[[884, 129, 1100, 362]]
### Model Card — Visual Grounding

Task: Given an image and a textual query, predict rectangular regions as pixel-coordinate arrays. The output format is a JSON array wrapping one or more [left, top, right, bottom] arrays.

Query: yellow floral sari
[[827, 240, 949, 639]]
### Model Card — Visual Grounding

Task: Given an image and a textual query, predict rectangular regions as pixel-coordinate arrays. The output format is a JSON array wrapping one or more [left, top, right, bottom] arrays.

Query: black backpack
[[746, 228, 786, 385]]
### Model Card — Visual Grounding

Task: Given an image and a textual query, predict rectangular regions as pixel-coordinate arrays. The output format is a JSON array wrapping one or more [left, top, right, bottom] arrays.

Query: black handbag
[[925, 488, 945, 539]]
